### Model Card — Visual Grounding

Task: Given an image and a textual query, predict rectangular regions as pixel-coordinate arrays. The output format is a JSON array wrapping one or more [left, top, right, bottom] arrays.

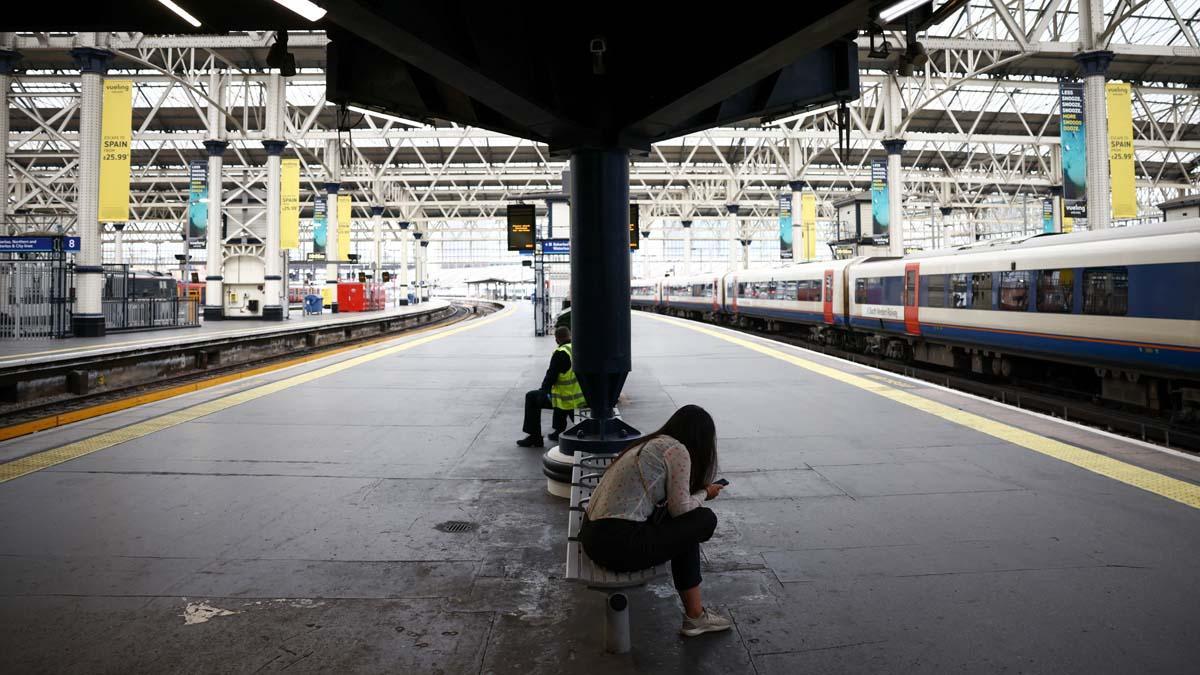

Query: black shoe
[[548, 431, 561, 442], [517, 435, 544, 448]]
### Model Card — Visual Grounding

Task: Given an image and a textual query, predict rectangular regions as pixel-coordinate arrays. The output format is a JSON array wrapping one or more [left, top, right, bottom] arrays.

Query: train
[[632, 219, 1200, 418]]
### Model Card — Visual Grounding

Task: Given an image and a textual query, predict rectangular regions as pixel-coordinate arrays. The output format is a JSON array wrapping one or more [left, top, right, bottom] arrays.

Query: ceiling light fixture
[[157, 0, 202, 28], [878, 0, 933, 23], [271, 0, 327, 22], [346, 104, 427, 128]]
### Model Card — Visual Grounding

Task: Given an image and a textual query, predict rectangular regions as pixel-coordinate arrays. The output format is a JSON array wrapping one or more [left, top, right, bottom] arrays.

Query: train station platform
[[1, 304, 1197, 673], [0, 301, 451, 369]]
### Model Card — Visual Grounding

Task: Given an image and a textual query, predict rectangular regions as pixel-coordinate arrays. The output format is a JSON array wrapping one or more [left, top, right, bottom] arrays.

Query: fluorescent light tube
[[271, 0, 327, 22], [346, 104, 426, 128], [157, 0, 202, 28], [879, 0, 932, 23]]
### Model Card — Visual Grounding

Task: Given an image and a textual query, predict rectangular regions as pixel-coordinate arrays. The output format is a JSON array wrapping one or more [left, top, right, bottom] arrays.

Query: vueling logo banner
[[99, 80, 133, 223]]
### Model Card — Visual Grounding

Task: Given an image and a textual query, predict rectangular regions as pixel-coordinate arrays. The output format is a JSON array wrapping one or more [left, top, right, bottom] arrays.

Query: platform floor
[[1, 305, 1198, 673], [0, 300, 449, 368]]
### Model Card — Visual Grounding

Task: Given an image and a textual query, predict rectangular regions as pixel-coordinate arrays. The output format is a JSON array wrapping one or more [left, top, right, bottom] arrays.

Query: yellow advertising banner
[[280, 159, 300, 249], [800, 192, 817, 260], [98, 80, 133, 222], [1106, 82, 1137, 219], [337, 194, 352, 260]]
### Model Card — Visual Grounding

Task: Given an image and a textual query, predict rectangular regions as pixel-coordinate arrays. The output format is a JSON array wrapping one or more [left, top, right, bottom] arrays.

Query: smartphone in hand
[[713, 478, 730, 487]]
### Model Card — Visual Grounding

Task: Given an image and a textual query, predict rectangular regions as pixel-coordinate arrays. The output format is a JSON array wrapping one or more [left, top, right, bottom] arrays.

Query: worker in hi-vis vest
[[518, 326, 586, 447]]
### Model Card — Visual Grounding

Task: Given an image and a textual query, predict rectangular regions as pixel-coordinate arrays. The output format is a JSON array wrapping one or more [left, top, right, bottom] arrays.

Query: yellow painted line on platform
[[0, 308, 511, 484], [643, 313, 1200, 511]]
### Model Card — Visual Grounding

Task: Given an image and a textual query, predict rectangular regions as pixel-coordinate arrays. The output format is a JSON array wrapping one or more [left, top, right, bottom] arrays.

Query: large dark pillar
[[569, 149, 631, 418]]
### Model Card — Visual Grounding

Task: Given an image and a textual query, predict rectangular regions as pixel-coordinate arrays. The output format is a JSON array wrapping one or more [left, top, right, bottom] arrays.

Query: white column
[[725, 203, 740, 272], [884, 139, 905, 255], [789, 183, 804, 261], [1077, 0, 1114, 228], [397, 221, 411, 304], [323, 140, 341, 310], [203, 69, 226, 319], [113, 223, 124, 264], [261, 73, 285, 320], [681, 220, 693, 276], [70, 36, 112, 337], [0, 38, 17, 235]]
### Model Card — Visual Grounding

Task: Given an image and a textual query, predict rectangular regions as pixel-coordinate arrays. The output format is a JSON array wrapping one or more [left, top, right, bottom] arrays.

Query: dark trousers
[[522, 390, 571, 437], [578, 507, 717, 592]]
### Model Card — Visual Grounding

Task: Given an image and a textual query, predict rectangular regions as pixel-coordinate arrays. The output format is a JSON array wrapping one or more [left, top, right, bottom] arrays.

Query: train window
[[923, 275, 946, 308], [797, 280, 820, 302], [970, 273, 993, 309], [904, 271, 917, 306], [950, 274, 968, 308], [882, 276, 903, 306], [1037, 269, 1074, 313], [854, 278, 867, 304], [998, 271, 1030, 311], [1083, 267, 1128, 316]]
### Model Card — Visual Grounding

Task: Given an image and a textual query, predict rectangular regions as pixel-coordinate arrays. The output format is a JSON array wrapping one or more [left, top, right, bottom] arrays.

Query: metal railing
[[103, 296, 200, 332], [0, 260, 72, 339]]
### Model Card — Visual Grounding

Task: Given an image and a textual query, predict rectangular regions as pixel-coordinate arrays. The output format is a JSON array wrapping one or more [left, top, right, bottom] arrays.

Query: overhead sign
[[541, 238, 570, 255], [0, 236, 81, 253], [507, 204, 536, 251], [1106, 82, 1136, 219], [778, 193, 793, 260], [337, 194, 352, 260], [1059, 81, 1087, 219], [99, 79, 133, 222], [1042, 198, 1055, 233], [312, 196, 327, 259], [870, 158, 889, 237], [281, 158, 300, 249], [629, 204, 640, 250], [187, 160, 207, 249]]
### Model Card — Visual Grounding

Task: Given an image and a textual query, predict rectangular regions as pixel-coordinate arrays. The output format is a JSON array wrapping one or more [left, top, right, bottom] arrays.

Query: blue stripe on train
[[852, 316, 1200, 375], [730, 305, 845, 326]]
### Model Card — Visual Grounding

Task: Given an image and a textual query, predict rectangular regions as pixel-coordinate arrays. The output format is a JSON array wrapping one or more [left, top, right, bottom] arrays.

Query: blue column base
[[203, 306, 225, 321], [71, 314, 106, 338], [262, 306, 285, 321]]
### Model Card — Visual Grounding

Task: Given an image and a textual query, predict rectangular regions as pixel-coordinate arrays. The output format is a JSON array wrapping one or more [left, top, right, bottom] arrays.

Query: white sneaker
[[680, 608, 733, 637]]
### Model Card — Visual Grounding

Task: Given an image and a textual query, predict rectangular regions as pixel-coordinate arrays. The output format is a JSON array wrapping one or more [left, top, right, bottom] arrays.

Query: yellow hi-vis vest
[[550, 343, 586, 411]]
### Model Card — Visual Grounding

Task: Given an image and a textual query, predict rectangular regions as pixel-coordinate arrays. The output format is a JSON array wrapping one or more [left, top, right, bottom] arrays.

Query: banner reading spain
[[1106, 82, 1136, 219], [1059, 81, 1087, 219], [801, 192, 817, 260], [778, 193, 793, 260], [280, 159, 300, 249], [98, 80, 133, 222], [337, 194, 352, 260]]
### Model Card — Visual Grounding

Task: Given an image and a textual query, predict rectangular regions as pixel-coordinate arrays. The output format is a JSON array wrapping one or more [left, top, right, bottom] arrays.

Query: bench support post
[[604, 592, 631, 654]]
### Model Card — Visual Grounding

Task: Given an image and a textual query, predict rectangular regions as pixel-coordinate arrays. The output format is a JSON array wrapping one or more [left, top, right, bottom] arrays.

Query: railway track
[[0, 303, 487, 435]]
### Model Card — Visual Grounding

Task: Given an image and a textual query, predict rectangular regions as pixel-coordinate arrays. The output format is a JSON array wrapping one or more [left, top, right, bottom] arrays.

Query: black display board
[[507, 203, 536, 251], [629, 204, 640, 250]]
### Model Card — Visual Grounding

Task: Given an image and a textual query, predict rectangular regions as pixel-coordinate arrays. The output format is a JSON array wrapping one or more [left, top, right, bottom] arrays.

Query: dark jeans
[[522, 390, 572, 438], [578, 507, 717, 592]]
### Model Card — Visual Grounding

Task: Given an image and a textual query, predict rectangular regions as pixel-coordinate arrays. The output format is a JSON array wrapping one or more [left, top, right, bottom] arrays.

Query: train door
[[730, 276, 738, 313], [904, 262, 921, 335], [822, 269, 835, 324], [711, 277, 720, 312]]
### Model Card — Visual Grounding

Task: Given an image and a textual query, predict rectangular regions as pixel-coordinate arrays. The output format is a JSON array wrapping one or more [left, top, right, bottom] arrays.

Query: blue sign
[[64, 237, 81, 253], [0, 237, 56, 253], [541, 238, 570, 255]]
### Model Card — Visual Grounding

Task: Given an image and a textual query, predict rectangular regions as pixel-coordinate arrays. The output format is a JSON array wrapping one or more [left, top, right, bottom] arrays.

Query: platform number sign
[[629, 204, 639, 251], [506, 204, 536, 252], [64, 237, 81, 253]]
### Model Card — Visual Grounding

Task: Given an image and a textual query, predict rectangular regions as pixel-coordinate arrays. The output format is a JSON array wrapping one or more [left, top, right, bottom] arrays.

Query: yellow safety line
[[0, 308, 512, 484], [642, 312, 1200, 511]]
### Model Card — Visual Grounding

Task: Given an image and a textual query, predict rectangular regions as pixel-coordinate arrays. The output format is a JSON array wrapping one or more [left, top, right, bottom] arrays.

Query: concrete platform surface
[[0, 305, 1198, 673], [0, 301, 450, 368]]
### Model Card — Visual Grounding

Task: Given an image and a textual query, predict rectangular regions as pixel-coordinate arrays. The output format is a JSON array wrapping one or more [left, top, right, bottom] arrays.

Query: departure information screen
[[506, 204, 536, 251], [629, 204, 640, 250]]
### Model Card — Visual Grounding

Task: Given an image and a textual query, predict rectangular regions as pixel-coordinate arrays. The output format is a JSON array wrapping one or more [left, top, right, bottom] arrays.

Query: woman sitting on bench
[[579, 404, 730, 637]]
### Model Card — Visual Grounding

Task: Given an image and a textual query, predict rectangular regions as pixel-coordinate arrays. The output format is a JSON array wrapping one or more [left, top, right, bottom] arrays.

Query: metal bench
[[565, 452, 669, 654]]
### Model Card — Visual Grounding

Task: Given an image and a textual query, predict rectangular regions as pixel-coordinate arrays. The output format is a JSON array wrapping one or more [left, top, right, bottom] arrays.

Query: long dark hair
[[621, 404, 717, 494]]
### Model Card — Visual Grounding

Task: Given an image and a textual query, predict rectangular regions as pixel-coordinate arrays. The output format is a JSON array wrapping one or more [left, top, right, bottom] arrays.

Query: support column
[[788, 181, 804, 261], [418, 239, 430, 301], [203, 140, 227, 319], [70, 39, 112, 337], [112, 223, 124, 264], [324, 182, 340, 312], [1076, 50, 1114, 229], [397, 220, 410, 304], [725, 203, 740, 271], [0, 42, 19, 235], [681, 219, 692, 276], [411, 229, 423, 303], [1049, 185, 1064, 233], [883, 138, 906, 255], [371, 205, 384, 281], [261, 140, 286, 320]]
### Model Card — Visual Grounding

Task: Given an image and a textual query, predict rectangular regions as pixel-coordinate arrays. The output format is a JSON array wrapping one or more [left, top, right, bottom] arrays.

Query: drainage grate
[[434, 520, 478, 533]]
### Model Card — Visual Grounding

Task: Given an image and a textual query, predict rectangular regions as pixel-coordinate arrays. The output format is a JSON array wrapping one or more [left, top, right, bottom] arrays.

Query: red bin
[[337, 282, 365, 312]]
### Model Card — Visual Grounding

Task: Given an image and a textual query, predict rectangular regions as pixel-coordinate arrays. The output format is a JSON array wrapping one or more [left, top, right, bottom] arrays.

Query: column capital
[[70, 47, 113, 75], [787, 181, 805, 192], [0, 50, 22, 75], [680, 219, 692, 229], [1047, 184, 1063, 197], [738, 239, 753, 247], [370, 205, 386, 217], [419, 240, 430, 248], [261, 140, 287, 156], [324, 182, 342, 194], [1074, 50, 1115, 77], [203, 139, 229, 157], [411, 231, 423, 240], [398, 221, 411, 230], [939, 207, 953, 216], [111, 222, 125, 231], [882, 138, 906, 155], [725, 203, 740, 216]]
